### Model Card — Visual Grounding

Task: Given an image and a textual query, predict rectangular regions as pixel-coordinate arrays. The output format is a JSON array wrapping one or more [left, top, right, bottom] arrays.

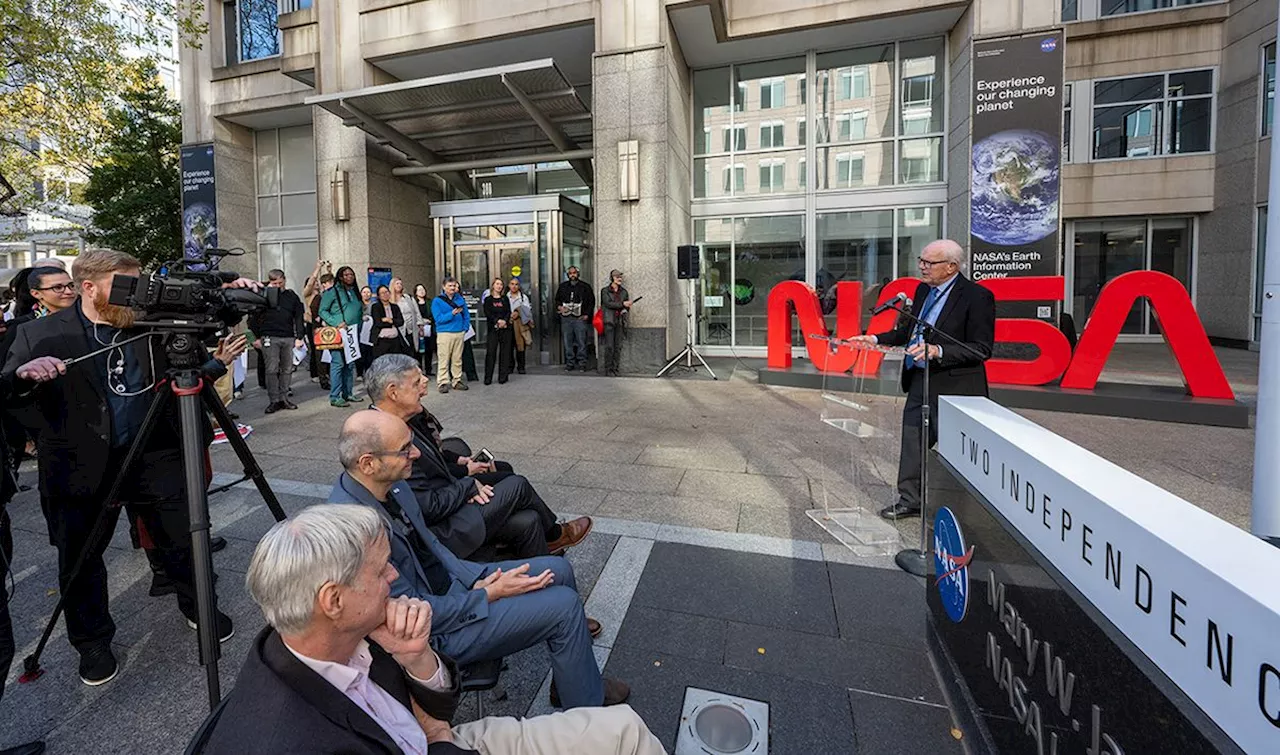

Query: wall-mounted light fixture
[[618, 140, 639, 201], [330, 167, 350, 221]]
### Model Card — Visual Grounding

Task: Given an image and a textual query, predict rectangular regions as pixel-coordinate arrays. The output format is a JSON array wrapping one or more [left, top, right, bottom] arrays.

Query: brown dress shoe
[[550, 677, 631, 708], [546, 516, 593, 553], [588, 617, 602, 638]]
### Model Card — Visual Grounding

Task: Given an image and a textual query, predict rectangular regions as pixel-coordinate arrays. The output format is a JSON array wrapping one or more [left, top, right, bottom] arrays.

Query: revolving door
[[432, 195, 592, 365]]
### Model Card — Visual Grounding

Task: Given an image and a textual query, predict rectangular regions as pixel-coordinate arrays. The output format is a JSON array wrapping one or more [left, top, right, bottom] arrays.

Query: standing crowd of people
[[0, 251, 660, 755]]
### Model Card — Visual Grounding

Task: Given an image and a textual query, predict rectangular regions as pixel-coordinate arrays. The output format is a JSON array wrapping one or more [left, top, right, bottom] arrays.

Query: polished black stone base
[[758, 364, 1249, 428]]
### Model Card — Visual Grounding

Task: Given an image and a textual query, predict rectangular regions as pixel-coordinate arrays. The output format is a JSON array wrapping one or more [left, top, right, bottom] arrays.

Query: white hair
[[365, 354, 420, 404], [245, 504, 387, 635]]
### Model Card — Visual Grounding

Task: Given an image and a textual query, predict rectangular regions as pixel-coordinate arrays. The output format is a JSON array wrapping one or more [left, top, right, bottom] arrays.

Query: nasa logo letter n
[[934, 507, 975, 622]]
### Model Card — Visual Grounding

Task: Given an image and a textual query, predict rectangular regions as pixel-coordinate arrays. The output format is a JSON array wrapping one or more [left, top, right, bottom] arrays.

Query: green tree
[[83, 60, 182, 269], [0, 0, 202, 215]]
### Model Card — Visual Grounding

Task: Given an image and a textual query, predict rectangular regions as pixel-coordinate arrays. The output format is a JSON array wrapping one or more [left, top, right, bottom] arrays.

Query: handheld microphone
[[871, 292, 912, 315]]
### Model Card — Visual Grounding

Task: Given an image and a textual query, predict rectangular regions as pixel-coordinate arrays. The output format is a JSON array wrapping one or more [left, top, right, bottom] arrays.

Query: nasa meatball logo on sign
[[933, 507, 975, 622]]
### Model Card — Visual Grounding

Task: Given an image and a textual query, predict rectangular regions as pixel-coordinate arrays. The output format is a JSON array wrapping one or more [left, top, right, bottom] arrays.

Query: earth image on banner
[[970, 128, 1060, 246], [183, 203, 218, 260]]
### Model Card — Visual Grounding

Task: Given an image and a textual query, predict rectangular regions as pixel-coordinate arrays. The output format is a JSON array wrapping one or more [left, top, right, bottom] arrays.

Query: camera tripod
[[19, 329, 287, 710]]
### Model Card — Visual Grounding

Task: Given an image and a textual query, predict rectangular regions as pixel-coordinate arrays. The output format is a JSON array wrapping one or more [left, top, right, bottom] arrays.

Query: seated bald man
[[328, 410, 629, 709], [202, 504, 665, 754]]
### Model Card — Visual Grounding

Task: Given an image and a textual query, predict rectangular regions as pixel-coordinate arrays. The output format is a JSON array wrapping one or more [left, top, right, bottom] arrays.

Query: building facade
[[179, 0, 1276, 370]]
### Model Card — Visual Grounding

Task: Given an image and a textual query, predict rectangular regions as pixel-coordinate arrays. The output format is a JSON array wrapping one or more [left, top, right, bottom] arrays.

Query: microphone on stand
[[871, 292, 912, 315]]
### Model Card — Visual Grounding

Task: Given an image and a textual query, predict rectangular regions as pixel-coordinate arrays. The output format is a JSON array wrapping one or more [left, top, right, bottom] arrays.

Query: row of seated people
[[204, 355, 661, 753]]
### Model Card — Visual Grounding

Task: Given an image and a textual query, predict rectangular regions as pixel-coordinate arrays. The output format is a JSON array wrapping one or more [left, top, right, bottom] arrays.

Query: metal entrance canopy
[[305, 59, 593, 198]]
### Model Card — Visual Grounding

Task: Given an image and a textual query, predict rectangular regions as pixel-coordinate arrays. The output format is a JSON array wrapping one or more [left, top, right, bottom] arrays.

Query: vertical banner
[[970, 32, 1064, 283], [180, 143, 218, 268]]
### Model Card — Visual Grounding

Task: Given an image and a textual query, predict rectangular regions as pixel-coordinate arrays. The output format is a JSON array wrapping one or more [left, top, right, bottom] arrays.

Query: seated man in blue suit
[[328, 409, 630, 709]]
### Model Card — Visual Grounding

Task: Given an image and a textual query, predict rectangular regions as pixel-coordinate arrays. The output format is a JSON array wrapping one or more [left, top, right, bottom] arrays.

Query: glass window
[[238, 0, 280, 61], [694, 68, 731, 156], [759, 158, 786, 193], [734, 215, 805, 346], [760, 77, 785, 109], [696, 219, 734, 345], [1072, 217, 1193, 335], [818, 142, 893, 189], [896, 207, 945, 278], [760, 121, 785, 149], [900, 137, 942, 183], [817, 210, 895, 322], [1092, 71, 1213, 159], [899, 39, 945, 136], [743, 150, 804, 195], [723, 125, 747, 153], [1063, 0, 1078, 21], [1064, 83, 1073, 162], [819, 46, 893, 144], [1264, 43, 1275, 137], [722, 164, 745, 194], [1100, 0, 1212, 17], [797, 118, 807, 146], [255, 125, 316, 230]]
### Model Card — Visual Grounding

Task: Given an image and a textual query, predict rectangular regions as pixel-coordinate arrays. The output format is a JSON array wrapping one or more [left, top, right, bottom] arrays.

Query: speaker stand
[[657, 278, 717, 380]]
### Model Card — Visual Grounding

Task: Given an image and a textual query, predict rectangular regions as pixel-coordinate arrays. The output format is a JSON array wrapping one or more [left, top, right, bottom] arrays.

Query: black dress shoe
[[264, 402, 280, 414], [879, 502, 922, 520], [0, 739, 46, 755], [210, 535, 227, 553], [282, 400, 298, 410]]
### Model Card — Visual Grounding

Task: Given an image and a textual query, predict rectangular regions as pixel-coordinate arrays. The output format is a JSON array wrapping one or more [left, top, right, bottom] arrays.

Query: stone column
[[312, 0, 435, 291], [593, 0, 691, 372]]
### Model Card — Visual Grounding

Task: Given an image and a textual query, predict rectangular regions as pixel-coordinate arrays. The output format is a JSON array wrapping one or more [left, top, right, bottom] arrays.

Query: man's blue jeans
[[562, 317, 588, 368], [328, 350, 355, 402]]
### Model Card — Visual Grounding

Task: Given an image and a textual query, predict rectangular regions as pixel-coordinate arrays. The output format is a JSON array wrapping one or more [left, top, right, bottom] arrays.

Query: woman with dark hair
[[482, 277, 513, 385], [508, 277, 533, 375], [369, 284, 408, 360], [357, 285, 374, 377], [318, 264, 363, 406], [413, 283, 435, 375]]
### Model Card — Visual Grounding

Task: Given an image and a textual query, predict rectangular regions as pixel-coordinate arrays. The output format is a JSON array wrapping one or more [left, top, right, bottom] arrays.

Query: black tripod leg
[[174, 377, 221, 708], [200, 382, 287, 523], [21, 387, 170, 682]]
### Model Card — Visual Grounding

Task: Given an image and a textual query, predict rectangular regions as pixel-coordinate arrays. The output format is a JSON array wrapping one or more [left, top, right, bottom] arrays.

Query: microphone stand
[[880, 299, 989, 578]]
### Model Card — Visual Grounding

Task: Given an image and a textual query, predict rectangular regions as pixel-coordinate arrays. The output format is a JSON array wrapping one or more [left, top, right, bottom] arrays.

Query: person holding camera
[[249, 269, 305, 414], [0, 248, 255, 687]]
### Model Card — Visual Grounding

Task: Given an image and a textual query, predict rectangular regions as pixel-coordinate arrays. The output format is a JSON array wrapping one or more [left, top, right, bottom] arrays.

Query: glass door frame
[[431, 194, 592, 364]]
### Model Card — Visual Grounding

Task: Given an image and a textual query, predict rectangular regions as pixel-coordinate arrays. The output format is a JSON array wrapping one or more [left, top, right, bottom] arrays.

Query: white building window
[[759, 77, 785, 109], [1264, 43, 1276, 138], [723, 125, 746, 153], [835, 153, 864, 187], [759, 121, 785, 149], [758, 158, 786, 193], [722, 164, 746, 194], [255, 125, 317, 229], [1091, 70, 1214, 159]]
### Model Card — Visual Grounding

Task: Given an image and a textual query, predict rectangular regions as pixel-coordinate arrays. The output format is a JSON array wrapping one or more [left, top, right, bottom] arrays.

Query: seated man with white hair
[[329, 410, 631, 710], [202, 503, 666, 754]]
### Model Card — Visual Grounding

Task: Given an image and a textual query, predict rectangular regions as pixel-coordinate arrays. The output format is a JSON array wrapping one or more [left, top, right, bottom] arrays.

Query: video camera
[[108, 248, 277, 331]]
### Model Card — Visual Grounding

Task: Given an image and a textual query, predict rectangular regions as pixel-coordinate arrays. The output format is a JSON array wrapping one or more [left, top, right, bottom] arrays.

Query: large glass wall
[[691, 39, 947, 352], [254, 125, 318, 285], [694, 40, 946, 198], [1071, 216, 1193, 335]]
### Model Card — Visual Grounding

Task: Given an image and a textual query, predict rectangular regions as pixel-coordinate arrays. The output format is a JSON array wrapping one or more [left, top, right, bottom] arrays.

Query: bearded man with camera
[[0, 248, 256, 687]]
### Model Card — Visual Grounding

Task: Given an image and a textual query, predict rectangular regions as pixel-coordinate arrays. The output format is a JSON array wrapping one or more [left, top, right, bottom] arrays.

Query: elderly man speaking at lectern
[[852, 238, 995, 521]]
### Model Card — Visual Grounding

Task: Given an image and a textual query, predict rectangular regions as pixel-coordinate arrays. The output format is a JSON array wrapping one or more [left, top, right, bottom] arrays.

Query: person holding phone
[[481, 278, 513, 386]]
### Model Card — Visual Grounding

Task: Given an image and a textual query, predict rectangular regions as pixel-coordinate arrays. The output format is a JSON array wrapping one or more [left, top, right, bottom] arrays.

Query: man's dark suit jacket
[[404, 411, 485, 557], [0, 301, 225, 501], [203, 627, 477, 754], [877, 274, 996, 401]]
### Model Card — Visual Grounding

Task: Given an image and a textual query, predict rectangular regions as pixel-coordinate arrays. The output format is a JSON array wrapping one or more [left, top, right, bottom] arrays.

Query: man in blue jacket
[[430, 276, 470, 393], [319, 265, 364, 407], [328, 410, 631, 709]]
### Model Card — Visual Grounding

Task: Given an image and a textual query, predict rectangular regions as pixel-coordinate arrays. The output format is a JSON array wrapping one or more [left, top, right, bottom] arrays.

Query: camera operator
[[248, 269, 305, 414], [0, 248, 255, 687]]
